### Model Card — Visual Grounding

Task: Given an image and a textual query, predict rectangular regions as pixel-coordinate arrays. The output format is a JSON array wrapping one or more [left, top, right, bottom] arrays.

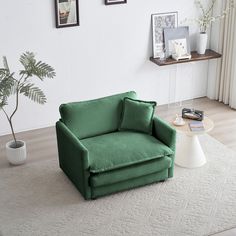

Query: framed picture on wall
[[151, 12, 178, 58], [105, 0, 127, 5], [55, 0, 79, 28]]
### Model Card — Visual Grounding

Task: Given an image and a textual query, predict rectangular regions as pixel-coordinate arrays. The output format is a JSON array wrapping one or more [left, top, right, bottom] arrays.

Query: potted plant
[[188, 0, 233, 54], [0, 52, 55, 165]]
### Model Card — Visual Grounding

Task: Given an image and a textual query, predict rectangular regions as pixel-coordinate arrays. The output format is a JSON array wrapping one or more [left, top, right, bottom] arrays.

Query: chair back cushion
[[59, 91, 136, 139]]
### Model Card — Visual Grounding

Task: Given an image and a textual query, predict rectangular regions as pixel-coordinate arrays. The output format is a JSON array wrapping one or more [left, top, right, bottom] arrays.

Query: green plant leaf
[[0, 56, 11, 79], [3, 56, 10, 71], [19, 52, 36, 77], [0, 76, 16, 109], [19, 84, 47, 104], [19, 52, 36, 68], [0, 69, 8, 79], [0, 56, 16, 109], [19, 52, 55, 80], [0, 100, 7, 108], [34, 61, 56, 80]]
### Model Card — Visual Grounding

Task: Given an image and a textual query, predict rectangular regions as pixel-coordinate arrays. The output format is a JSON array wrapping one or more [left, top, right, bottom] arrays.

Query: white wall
[[0, 0, 210, 136]]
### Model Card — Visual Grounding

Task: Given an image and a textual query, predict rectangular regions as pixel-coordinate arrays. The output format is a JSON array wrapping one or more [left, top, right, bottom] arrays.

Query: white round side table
[[173, 117, 214, 168]]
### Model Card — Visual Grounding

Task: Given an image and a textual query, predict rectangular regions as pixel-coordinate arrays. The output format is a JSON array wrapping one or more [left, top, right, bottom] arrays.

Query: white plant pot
[[6, 140, 26, 165], [197, 33, 208, 55]]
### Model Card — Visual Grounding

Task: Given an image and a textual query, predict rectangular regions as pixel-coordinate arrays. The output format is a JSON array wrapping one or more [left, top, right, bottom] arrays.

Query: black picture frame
[[105, 0, 127, 5], [55, 0, 79, 28]]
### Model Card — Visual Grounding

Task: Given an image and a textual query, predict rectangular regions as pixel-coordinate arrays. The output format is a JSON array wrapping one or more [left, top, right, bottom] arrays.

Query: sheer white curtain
[[215, 0, 236, 108]]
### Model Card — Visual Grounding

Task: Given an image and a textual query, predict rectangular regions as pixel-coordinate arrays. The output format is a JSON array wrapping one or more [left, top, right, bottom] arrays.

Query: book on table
[[189, 121, 205, 132]]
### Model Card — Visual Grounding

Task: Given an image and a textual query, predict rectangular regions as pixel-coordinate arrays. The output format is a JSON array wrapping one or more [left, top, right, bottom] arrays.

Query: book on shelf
[[189, 121, 205, 132]]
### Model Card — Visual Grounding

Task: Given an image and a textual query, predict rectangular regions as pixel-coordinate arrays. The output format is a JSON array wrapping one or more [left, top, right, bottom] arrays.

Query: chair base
[[91, 168, 169, 199]]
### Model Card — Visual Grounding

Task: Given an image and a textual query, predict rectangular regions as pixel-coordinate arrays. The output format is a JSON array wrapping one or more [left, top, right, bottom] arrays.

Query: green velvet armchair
[[56, 91, 176, 200]]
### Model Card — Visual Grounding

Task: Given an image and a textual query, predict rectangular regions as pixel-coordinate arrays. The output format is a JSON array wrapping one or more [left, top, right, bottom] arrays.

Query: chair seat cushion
[[81, 131, 173, 173], [90, 156, 172, 187]]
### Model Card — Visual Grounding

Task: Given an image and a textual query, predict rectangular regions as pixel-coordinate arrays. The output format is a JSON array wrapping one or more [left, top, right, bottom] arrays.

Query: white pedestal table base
[[175, 134, 206, 168]]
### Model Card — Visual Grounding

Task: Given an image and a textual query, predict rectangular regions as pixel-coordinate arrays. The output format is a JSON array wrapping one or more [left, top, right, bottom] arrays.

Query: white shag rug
[[0, 134, 236, 236]]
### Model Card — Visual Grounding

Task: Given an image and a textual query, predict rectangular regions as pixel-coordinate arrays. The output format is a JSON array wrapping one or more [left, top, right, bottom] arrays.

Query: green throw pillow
[[119, 97, 156, 134]]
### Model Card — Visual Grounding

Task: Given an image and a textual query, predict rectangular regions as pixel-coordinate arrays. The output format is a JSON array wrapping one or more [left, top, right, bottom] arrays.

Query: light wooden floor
[[0, 97, 236, 236], [157, 97, 236, 152]]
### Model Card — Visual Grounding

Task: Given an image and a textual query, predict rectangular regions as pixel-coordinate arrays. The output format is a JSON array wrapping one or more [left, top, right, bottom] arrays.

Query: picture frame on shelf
[[55, 0, 79, 28], [164, 26, 190, 58], [151, 12, 178, 59], [105, 0, 127, 5]]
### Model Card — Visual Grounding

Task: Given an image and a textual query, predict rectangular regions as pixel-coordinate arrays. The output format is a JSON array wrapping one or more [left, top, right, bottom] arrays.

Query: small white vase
[[197, 33, 208, 54], [6, 140, 26, 165]]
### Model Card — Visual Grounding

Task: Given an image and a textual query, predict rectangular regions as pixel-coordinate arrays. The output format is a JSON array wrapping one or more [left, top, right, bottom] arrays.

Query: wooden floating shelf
[[150, 49, 222, 66]]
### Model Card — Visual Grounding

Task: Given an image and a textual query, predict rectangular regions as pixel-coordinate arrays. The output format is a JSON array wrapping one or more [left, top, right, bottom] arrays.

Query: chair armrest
[[56, 120, 89, 169], [56, 121, 91, 199], [152, 116, 176, 152]]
